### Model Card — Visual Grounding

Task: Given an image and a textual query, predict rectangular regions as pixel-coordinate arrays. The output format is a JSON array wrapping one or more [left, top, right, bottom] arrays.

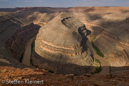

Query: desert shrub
[[48, 70, 54, 73], [31, 40, 35, 53], [30, 40, 37, 67], [92, 38, 104, 57], [19, 51, 24, 63], [91, 59, 101, 75]]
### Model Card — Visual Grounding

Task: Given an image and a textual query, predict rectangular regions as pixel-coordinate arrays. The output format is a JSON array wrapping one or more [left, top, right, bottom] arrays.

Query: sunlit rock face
[[32, 13, 94, 74], [93, 17, 129, 67]]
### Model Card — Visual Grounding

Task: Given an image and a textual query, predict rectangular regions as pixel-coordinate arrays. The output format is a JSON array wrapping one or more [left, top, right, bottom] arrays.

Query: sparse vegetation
[[75, 85, 79, 86], [92, 38, 104, 58], [19, 51, 25, 63], [91, 59, 101, 75], [49, 70, 54, 73], [30, 40, 37, 67], [31, 40, 35, 53], [30, 57, 38, 68]]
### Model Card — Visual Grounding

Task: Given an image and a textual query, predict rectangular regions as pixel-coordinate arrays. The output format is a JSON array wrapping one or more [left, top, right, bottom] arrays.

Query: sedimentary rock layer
[[32, 13, 94, 74], [0, 14, 39, 65], [1, 7, 129, 71], [93, 17, 129, 67], [6, 23, 40, 60]]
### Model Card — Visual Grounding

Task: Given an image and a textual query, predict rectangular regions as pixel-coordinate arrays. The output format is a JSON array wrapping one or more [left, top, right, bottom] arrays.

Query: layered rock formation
[[1, 6, 129, 73], [0, 14, 39, 67], [32, 13, 94, 74], [93, 17, 129, 67], [6, 22, 40, 61]]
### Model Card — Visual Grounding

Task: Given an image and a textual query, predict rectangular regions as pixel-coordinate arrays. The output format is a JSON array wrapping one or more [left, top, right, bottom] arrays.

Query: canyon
[[0, 7, 129, 85], [0, 14, 39, 68], [14, 7, 129, 71]]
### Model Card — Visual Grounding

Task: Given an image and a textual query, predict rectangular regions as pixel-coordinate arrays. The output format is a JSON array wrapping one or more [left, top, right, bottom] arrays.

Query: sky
[[0, 0, 129, 8]]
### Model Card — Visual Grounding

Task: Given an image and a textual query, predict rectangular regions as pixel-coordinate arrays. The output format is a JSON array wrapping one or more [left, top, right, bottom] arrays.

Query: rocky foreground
[[0, 66, 129, 86]]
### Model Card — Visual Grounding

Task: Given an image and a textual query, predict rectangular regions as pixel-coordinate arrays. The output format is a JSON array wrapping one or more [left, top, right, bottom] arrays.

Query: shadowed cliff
[[0, 14, 40, 68]]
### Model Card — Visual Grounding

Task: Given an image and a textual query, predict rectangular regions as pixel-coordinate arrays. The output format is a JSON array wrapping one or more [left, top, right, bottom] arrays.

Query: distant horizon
[[0, 6, 129, 9], [0, 0, 129, 8]]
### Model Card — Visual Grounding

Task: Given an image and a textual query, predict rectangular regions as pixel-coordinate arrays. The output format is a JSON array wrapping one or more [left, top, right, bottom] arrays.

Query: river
[[22, 37, 35, 66]]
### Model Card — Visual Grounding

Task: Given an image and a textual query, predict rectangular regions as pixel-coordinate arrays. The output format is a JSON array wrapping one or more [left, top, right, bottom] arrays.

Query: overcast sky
[[0, 0, 129, 8]]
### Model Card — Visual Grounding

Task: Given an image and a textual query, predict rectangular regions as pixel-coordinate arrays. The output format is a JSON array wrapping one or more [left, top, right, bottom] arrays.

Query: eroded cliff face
[[31, 13, 94, 75], [0, 14, 39, 67], [70, 7, 129, 69], [6, 22, 40, 61], [93, 17, 129, 67]]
